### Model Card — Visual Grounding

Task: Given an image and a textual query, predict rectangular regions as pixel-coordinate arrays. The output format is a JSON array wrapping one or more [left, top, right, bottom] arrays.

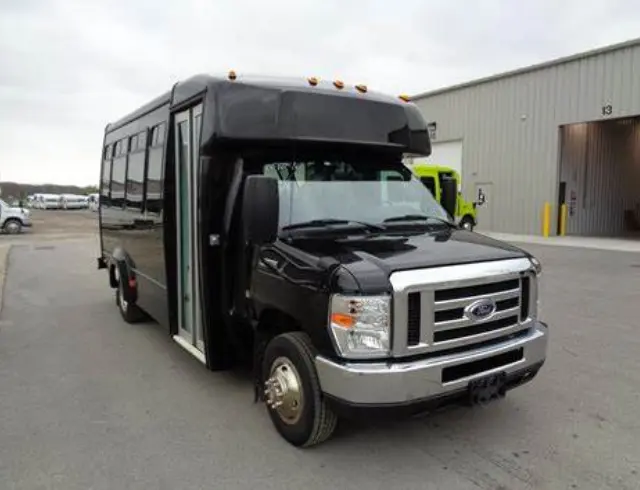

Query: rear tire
[[262, 332, 338, 447], [115, 278, 144, 323]]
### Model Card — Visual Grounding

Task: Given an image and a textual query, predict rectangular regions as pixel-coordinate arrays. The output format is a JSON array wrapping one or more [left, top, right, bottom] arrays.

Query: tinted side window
[[111, 157, 126, 207], [138, 129, 147, 150], [151, 123, 166, 147], [126, 152, 145, 209], [146, 147, 163, 213], [156, 122, 166, 145], [101, 159, 112, 206]]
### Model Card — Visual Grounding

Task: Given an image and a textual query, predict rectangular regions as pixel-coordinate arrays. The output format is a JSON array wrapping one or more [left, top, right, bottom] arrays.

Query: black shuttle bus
[[97, 73, 548, 447]]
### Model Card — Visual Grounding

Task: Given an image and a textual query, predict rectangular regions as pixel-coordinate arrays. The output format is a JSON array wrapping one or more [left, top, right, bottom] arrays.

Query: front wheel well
[[460, 214, 475, 224], [257, 308, 302, 337], [252, 308, 303, 402]]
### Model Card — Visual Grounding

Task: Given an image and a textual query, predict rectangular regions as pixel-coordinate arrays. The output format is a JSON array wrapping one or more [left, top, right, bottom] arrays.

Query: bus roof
[[105, 74, 431, 155]]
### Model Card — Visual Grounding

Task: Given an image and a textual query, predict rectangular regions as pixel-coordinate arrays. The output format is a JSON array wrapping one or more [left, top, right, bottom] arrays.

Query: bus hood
[[290, 229, 530, 294]]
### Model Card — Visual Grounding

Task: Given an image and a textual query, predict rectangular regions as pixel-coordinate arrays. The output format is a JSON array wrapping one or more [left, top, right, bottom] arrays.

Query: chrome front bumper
[[315, 322, 548, 406]]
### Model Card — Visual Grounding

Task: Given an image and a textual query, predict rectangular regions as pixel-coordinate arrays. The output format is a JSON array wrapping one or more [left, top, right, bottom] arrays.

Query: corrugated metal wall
[[412, 41, 640, 235]]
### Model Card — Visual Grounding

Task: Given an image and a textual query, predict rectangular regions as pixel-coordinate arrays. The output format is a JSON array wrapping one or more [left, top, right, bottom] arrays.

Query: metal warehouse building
[[410, 37, 640, 237]]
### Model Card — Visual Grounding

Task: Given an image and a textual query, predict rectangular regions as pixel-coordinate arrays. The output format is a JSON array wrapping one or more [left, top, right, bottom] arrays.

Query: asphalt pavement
[[0, 237, 638, 490]]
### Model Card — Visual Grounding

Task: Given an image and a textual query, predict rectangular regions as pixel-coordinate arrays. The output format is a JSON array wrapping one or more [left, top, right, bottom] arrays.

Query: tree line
[[0, 182, 99, 201]]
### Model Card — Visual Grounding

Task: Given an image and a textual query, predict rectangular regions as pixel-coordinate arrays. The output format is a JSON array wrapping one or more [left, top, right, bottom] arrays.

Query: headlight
[[529, 256, 542, 276], [329, 294, 390, 359]]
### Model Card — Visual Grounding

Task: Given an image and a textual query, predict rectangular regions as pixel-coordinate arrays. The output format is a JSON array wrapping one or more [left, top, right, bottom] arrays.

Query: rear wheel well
[[108, 263, 118, 288]]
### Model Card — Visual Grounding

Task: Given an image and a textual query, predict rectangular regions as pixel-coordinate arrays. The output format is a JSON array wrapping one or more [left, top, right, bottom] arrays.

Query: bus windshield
[[258, 154, 450, 233]]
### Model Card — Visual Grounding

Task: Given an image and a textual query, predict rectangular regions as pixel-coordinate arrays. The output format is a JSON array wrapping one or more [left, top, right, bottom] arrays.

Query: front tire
[[3, 218, 22, 234], [262, 332, 338, 447], [459, 215, 475, 231]]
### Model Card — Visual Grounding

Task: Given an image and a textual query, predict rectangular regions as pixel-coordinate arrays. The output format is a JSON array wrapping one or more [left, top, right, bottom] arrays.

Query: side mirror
[[440, 175, 457, 220], [242, 175, 279, 245]]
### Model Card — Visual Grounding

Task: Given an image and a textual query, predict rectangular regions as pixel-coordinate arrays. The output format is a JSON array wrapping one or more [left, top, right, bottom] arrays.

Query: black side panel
[[98, 124, 109, 260], [250, 247, 336, 358], [199, 151, 236, 369], [135, 274, 169, 326], [163, 118, 178, 335], [101, 102, 171, 332]]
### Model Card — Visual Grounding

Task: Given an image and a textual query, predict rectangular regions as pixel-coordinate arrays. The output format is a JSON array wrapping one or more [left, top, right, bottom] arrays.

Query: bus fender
[[110, 248, 137, 304]]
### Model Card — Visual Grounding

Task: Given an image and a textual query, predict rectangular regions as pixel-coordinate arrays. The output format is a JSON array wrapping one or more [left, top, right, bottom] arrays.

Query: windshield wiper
[[383, 214, 456, 227], [281, 219, 386, 232]]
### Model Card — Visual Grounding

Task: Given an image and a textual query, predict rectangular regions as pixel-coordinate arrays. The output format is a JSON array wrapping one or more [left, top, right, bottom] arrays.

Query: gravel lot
[[0, 214, 638, 489], [25, 208, 99, 237]]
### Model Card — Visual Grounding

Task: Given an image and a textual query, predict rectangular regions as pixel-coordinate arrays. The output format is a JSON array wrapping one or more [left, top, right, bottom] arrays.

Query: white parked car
[[59, 194, 89, 210], [0, 199, 32, 234]]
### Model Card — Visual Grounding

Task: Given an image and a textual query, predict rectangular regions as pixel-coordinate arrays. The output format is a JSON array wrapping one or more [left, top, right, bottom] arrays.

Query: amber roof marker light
[[333, 80, 345, 89], [228, 70, 237, 80], [355, 84, 368, 93], [398, 94, 411, 102], [308, 76, 319, 86]]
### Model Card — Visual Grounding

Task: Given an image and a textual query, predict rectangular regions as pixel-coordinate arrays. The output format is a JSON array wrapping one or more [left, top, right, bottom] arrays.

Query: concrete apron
[[483, 232, 640, 253]]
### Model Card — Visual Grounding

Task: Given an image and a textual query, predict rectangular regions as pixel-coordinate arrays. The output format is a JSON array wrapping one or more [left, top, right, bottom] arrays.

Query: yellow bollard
[[559, 203, 567, 237], [542, 202, 551, 238]]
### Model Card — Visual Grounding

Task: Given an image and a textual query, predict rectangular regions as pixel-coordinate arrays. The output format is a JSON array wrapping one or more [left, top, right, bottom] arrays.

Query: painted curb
[[0, 244, 11, 317]]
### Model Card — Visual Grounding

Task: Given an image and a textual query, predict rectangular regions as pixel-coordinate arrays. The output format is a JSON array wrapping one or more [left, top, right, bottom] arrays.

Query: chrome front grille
[[389, 258, 537, 358], [432, 278, 522, 343]]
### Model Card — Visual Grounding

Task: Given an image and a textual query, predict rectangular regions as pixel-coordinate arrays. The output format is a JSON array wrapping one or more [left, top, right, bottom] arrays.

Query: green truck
[[410, 164, 478, 230]]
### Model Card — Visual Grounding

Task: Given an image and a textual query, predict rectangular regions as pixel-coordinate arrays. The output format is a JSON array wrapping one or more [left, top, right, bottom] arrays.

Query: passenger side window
[[101, 157, 112, 206], [129, 134, 138, 153], [157, 123, 166, 145], [151, 123, 166, 148], [103, 144, 112, 160], [146, 146, 163, 214], [138, 129, 147, 150], [126, 153, 145, 209], [111, 157, 126, 208]]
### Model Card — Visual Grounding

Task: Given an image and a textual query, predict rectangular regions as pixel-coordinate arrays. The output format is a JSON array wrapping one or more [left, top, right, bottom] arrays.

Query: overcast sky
[[1, 0, 640, 186]]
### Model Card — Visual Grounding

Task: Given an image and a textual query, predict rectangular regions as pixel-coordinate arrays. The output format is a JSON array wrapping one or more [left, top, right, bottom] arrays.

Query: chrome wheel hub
[[264, 357, 303, 425]]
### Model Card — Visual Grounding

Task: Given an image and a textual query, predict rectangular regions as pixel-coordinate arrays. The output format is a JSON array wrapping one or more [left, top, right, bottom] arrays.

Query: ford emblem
[[466, 298, 496, 321]]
